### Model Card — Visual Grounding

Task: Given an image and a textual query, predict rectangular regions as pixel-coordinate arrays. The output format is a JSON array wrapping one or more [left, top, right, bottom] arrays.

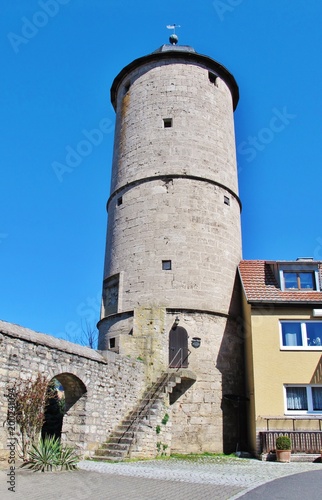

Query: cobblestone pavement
[[0, 457, 321, 500]]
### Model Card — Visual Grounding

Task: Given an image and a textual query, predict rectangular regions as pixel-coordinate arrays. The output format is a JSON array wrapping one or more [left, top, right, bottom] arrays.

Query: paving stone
[[1, 457, 319, 500]]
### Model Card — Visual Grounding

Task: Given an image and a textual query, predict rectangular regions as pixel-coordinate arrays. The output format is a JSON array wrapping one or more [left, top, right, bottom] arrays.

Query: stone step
[[106, 437, 132, 445], [114, 423, 140, 431], [111, 425, 146, 436], [95, 448, 126, 458], [92, 455, 124, 462], [93, 373, 170, 462], [100, 443, 129, 451], [109, 427, 133, 434], [121, 415, 151, 425], [134, 401, 159, 414], [125, 406, 153, 419]]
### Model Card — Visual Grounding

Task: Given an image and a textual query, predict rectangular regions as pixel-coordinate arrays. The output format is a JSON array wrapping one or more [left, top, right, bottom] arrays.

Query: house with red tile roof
[[239, 258, 322, 458]]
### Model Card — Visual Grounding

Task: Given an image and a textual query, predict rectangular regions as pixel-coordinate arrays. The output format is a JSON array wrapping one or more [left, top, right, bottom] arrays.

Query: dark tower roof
[[110, 45, 239, 111]]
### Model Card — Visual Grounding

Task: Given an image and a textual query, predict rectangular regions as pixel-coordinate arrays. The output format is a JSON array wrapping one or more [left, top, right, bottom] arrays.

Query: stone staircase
[[93, 371, 182, 462]]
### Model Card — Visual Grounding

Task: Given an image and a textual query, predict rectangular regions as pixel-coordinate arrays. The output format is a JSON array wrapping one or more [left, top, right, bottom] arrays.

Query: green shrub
[[22, 436, 79, 472], [156, 442, 168, 456], [156, 425, 161, 434], [161, 413, 169, 425], [276, 436, 291, 450]]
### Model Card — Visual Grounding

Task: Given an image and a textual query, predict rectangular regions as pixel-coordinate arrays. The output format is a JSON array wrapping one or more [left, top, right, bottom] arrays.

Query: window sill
[[281, 347, 322, 351], [285, 412, 322, 416]]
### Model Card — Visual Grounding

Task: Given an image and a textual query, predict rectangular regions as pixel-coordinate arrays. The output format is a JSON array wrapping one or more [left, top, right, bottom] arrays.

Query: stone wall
[[110, 60, 238, 195], [0, 320, 145, 460], [101, 177, 241, 317], [99, 305, 245, 455], [168, 311, 244, 454], [130, 398, 172, 459]]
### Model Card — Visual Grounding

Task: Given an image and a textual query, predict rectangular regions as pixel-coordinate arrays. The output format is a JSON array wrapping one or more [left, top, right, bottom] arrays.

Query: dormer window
[[277, 263, 320, 292], [284, 271, 315, 290]]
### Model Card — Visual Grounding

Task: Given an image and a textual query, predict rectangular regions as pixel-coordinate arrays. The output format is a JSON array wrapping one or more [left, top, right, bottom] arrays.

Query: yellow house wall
[[244, 304, 322, 455], [251, 307, 322, 418]]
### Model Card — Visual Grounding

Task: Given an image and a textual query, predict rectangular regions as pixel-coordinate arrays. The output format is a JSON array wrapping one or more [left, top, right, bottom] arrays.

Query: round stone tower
[[98, 43, 244, 453]]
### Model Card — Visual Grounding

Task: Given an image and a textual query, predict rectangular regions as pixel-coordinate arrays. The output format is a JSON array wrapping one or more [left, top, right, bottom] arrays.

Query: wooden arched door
[[169, 326, 189, 368]]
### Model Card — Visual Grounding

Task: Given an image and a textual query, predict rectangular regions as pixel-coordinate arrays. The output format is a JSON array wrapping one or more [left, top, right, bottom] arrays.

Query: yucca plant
[[58, 445, 79, 471], [23, 436, 61, 472], [22, 436, 79, 472]]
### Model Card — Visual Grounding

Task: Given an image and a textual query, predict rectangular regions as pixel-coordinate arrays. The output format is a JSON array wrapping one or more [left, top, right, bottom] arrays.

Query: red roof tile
[[239, 260, 322, 304]]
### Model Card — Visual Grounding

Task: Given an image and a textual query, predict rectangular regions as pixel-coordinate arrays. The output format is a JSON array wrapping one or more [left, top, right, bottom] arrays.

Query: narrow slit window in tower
[[163, 118, 173, 128], [224, 196, 230, 206], [117, 196, 123, 206], [109, 338, 116, 349], [208, 71, 218, 85], [124, 82, 131, 94]]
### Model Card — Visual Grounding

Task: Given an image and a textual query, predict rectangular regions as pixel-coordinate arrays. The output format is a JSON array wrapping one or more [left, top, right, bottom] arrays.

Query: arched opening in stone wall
[[41, 378, 65, 440], [42, 373, 87, 449]]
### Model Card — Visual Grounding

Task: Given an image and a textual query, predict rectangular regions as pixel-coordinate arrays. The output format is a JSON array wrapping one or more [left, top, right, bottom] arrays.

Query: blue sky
[[1, 0, 322, 340]]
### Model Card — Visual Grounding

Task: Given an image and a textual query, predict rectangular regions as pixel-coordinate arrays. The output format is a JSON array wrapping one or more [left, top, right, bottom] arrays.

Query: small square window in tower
[[163, 118, 173, 128], [162, 260, 172, 270]]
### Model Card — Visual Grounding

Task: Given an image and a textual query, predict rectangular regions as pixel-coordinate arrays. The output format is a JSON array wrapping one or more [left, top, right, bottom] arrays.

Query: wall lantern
[[191, 337, 201, 348], [173, 316, 180, 328]]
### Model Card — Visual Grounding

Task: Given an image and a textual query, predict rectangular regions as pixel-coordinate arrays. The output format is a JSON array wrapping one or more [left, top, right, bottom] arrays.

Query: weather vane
[[166, 24, 181, 45]]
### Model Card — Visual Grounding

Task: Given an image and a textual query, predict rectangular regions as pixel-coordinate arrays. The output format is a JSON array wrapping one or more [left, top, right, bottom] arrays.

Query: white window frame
[[284, 385, 322, 414], [279, 267, 320, 291], [279, 320, 322, 350]]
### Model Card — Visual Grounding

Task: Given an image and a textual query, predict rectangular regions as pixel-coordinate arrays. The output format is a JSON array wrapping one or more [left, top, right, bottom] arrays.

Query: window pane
[[312, 387, 322, 410], [306, 323, 322, 346], [286, 387, 308, 410], [284, 273, 298, 289], [299, 273, 314, 289], [281, 322, 302, 346]]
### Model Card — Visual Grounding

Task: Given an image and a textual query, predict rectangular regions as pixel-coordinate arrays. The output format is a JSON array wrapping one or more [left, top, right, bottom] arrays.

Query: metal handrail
[[118, 347, 191, 451], [169, 347, 191, 370], [117, 374, 168, 444]]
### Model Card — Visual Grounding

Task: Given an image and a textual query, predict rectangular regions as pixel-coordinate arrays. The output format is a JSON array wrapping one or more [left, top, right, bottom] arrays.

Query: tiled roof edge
[[237, 265, 249, 302]]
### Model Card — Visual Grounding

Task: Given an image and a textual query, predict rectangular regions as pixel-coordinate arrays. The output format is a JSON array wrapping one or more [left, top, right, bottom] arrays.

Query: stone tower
[[98, 43, 244, 453]]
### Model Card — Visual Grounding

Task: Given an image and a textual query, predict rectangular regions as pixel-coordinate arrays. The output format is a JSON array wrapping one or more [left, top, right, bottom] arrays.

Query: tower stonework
[[98, 45, 244, 454]]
